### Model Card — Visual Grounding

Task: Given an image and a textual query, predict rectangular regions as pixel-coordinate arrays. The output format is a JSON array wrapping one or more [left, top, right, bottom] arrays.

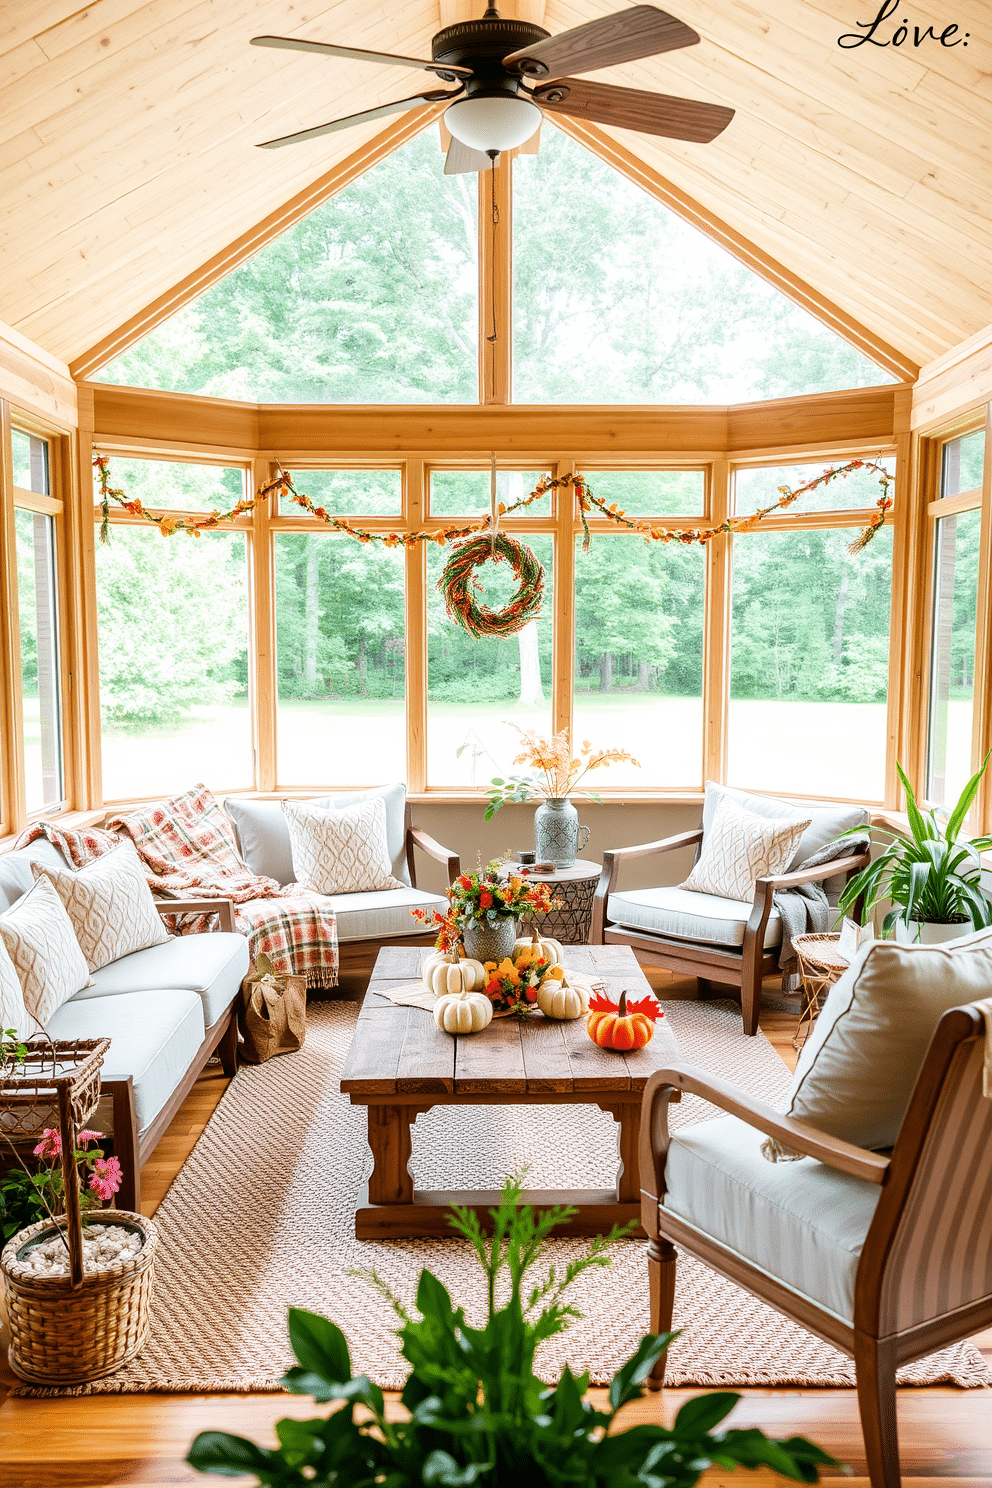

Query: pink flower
[[76, 1129, 102, 1148], [88, 1156, 123, 1203], [33, 1128, 61, 1159]]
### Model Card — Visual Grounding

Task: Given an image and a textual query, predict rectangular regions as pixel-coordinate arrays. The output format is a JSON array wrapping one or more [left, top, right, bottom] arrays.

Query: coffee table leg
[[367, 1105, 417, 1204], [598, 1101, 641, 1205]]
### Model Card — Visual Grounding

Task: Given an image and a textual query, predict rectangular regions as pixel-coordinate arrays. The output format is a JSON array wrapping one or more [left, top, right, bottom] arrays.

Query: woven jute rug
[[13, 998, 989, 1396]]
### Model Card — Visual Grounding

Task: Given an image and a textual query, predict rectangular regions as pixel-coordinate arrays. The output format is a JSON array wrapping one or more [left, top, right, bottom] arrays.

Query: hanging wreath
[[440, 532, 544, 638]]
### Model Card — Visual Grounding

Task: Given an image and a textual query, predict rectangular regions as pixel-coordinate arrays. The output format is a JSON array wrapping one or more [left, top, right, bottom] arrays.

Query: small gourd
[[433, 990, 494, 1035], [536, 973, 589, 1021], [586, 991, 657, 1051], [513, 927, 564, 966], [423, 949, 487, 996]]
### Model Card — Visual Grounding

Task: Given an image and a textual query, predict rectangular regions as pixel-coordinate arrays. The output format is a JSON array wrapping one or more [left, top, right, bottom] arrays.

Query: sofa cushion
[[69, 932, 249, 1029], [0, 841, 73, 912], [330, 886, 448, 943], [0, 875, 91, 1024], [607, 885, 782, 949], [34, 840, 170, 972], [225, 783, 411, 888], [664, 1113, 881, 1322], [46, 989, 205, 1138], [701, 782, 868, 874], [682, 795, 810, 902], [284, 796, 403, 896], [0, 937, 33, 1040], [765, 928, 992, 1159]]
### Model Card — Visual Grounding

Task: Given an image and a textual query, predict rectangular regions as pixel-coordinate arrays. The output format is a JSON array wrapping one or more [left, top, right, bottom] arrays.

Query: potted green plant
[[839, 757, 992, 943], [188, 1180, 836, 1486]]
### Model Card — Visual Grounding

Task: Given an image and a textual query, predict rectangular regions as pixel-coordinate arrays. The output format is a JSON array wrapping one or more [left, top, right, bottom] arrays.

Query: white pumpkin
[[536, 978, 589, 1021], [422, 952, 487, 995], [433, 990, 494, 1035], [513, 931, 564, 966]]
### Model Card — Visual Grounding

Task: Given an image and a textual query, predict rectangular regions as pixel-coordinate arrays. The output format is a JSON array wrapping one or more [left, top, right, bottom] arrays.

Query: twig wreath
[[94, 455, 893, 638]]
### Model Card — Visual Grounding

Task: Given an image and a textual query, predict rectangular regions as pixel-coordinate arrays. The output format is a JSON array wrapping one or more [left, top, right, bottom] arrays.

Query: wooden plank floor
[[1, 970, 990, 1488]]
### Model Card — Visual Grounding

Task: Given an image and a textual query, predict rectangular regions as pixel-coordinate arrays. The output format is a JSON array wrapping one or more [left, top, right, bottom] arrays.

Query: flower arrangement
[[486, 727, 640, 819], [413, 862, 560, 945], [483, 946, 566, 1018], [1, 1126, 122, 1245]]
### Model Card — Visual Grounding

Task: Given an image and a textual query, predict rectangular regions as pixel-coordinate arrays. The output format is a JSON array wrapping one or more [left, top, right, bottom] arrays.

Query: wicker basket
[[0, 1038, 110, 1139], [1, 1210, 158, 1385]]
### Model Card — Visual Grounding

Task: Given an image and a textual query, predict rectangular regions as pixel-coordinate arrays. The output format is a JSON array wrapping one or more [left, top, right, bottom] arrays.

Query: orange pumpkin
[[586, 990, 659, 1051]]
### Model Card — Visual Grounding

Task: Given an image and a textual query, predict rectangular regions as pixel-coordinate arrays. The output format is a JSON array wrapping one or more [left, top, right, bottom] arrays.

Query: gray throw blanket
[[774, 834, 870, 990]]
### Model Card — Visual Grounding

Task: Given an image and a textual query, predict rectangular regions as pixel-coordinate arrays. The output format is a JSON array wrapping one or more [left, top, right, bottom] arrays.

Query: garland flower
[[94, 457, 258, 544], [486, 727, 640, 820], [412, 862, 560, 947]]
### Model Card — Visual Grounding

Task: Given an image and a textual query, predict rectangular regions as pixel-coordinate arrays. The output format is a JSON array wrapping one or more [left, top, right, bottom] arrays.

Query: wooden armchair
[[639, 1003, 992, 1487], [591, 828, 868, 1035]]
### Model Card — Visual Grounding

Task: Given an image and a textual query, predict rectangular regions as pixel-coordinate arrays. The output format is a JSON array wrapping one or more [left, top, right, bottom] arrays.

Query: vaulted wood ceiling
[[1, 0, 989, 375]]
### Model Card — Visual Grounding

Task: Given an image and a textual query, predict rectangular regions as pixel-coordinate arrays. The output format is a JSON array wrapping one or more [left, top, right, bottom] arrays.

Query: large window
[[574, 537, 705, 788], [275, 537, 405, 787], [12, 428, 64, 812], [95, 457, 251, 799], [926, 428, 986, 809]]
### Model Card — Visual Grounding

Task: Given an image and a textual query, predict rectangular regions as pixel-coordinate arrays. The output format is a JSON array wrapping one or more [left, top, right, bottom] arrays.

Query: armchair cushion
[[225, 783, 411, 887], [607, 885, 783, 949], [702, 782, 869, 885], [330, 886, 448, 943], [767, 929, 992, 1160], [664, 1113, 882, 1322]]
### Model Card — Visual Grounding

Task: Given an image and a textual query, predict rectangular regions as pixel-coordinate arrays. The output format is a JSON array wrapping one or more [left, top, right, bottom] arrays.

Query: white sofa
[[0, 839, 248, 1210]]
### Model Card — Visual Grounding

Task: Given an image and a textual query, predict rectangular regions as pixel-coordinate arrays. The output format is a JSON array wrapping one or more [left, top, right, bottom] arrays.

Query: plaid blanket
[[18, 785, 338, 988]]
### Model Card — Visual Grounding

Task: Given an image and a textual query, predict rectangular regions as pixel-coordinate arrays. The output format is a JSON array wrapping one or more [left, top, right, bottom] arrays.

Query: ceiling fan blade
[[250, 35, 472, 81], [444, 136, 492, 175], [503, 6, 698, 79], [533, 78, 733, 143], [257, 89, 460, 149]]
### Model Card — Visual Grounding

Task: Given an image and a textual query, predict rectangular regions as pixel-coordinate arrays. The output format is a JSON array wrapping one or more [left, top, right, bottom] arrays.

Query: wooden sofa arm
[[406, 827, 460, 887], [639, 1062, 889, 1235], [592, 829, 703, 941], [154, 897, 236, 934]]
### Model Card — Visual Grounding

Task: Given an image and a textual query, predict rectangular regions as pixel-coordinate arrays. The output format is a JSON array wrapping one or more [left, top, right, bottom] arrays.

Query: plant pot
[[534, 798, 590, 870], [463, 918, 518, 963], [895, 919, 971, 946], [1, 1210, 158, 1385]]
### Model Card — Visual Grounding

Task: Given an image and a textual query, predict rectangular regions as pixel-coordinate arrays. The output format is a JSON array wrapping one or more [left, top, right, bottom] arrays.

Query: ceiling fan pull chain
[[487, 158, 499, 351]]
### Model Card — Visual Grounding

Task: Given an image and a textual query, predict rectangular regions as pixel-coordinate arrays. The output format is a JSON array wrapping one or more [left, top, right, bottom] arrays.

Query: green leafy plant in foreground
[[839, 756, 992, 936], [187, 1178, 838, 1486]]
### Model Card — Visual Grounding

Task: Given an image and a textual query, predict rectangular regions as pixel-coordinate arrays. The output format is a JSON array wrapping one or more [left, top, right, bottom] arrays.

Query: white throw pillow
[[0, 875, 91, 1026], [33, 840, 170, 973], [681, 794, 811, 902], [282, 796, 403, 896], [0, 937, 35, 1041], [763, 928, 992, 1161], [701, 781, 868, 872]]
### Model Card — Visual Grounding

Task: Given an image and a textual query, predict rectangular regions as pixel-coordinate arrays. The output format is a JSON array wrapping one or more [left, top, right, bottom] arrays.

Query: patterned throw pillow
[[0, 876, 91, 1027], [0, 937, 35, 1040], [34, 840, 170, 973], [282, 796, 403, 896], [680, 794, 811, 903]]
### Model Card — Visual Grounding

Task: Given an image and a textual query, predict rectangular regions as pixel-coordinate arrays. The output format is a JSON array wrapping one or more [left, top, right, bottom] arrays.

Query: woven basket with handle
[[1, 1210, 158, 1385]]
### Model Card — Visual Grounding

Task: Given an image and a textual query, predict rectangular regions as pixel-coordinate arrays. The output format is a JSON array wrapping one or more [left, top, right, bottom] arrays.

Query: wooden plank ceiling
[[0, 0, 988, 372]]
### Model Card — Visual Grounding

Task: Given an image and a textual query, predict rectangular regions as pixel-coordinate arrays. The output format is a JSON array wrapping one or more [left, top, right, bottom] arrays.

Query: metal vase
[[463, 918, 518, 963], [534, 797, 589, 870]]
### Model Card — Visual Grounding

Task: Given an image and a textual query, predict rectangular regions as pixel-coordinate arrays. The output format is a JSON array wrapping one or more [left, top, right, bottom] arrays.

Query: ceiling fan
[[250, 4, 734, 173]]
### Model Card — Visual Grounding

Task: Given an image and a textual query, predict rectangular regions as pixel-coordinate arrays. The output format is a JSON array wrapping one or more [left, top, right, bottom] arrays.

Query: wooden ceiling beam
[[548, 115, 919, 385], [69, 106, 445, 382]]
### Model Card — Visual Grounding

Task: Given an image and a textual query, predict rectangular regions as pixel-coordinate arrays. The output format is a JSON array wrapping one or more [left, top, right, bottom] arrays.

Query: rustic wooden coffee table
[[340, 943, 679, 1240]]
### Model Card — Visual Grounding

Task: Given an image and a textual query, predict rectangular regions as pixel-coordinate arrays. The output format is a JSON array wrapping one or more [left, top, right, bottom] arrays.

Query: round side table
[[502, 858, 601, 945], [792, 932, 851, 1050]]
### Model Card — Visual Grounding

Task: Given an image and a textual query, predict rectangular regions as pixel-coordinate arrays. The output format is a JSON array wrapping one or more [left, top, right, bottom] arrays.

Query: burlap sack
[[239, 953, 306, 1064]]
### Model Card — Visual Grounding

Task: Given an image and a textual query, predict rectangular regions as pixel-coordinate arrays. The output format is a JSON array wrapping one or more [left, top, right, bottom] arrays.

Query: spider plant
[[838, 756, 992, 938]]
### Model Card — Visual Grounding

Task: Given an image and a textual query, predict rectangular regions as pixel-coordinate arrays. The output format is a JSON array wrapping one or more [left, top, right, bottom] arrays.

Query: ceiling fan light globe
[[444, 94, 541, 153]]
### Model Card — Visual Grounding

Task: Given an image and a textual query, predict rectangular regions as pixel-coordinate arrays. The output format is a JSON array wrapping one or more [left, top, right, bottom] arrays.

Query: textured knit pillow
[[763, 929, 992, 1161], [0, 936, 35, 1040], [33, 840, 170, 973], [282, 796, 403, 896], [0, 875, 91, 1026], [680, 794, 811, 902]]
